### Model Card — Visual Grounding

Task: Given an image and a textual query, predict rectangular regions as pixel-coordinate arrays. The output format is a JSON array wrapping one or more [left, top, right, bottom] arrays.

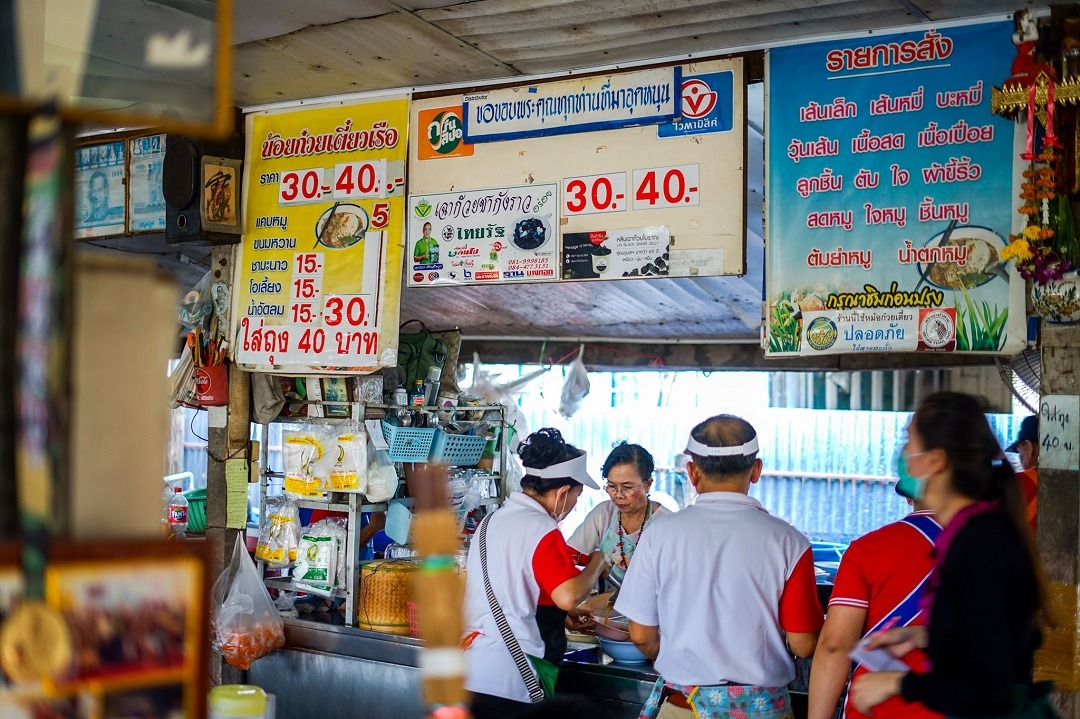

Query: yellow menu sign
[[234, 98, 408, 373]]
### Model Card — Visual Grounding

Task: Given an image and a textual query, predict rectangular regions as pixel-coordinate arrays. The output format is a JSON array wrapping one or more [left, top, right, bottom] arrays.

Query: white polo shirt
[[615, 491, 823, 687], [463, 492, 580, 702]]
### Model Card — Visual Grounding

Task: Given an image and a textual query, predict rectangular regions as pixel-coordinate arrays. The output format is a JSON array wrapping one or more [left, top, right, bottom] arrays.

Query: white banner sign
[[463, 67, 680, 143]]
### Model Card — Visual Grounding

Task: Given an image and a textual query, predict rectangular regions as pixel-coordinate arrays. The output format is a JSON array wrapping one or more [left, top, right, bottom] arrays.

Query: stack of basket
[[357, 560, 420, 635]]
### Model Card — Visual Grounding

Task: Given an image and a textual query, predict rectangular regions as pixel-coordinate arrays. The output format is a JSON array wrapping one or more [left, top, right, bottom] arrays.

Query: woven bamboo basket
[[357, 560, 420, 635]]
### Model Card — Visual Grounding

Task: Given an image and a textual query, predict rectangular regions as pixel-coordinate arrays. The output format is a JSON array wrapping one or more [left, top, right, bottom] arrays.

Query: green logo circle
[[428, 111, 464, 155]]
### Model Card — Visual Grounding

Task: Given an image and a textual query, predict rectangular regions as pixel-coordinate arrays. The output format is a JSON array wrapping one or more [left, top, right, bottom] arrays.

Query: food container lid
[[209, 685, 267, 716]]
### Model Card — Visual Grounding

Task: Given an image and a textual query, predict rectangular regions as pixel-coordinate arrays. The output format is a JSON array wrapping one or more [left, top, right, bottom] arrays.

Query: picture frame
[[200, 156, 242, 234], [44, 540, 210, 718]]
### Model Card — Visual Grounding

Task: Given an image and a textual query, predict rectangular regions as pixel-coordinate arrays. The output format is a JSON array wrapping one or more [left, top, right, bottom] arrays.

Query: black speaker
[[164, 133, 244, 244]]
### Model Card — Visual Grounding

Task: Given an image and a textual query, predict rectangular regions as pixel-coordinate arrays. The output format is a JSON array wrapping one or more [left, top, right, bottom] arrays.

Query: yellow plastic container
[[209, 685, 269, 719]]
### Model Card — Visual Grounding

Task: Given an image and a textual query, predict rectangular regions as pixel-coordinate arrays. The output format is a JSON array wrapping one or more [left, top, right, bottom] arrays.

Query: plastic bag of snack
[[283, 426, 327, 500], [294, 524, 337, 588], [212, 535, 285, 670], [255, 498, 300, 567], [329, 431, 367, 493]]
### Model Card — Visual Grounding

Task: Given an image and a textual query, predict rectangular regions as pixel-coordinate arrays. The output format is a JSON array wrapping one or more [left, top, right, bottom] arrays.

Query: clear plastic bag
[[364, 429, 399, 503], [255, 498, 300, 567], [211, 535, 285, 670], [177, 270, 215, 328], [559, 345, 590, 419]]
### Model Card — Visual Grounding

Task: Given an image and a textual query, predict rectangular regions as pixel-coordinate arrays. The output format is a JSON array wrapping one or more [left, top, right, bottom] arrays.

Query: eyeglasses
[[605, 483, 645, 497]]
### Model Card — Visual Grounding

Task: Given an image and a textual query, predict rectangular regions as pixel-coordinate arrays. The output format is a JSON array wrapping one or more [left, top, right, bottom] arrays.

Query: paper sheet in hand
[[850, 636, 909, 672]]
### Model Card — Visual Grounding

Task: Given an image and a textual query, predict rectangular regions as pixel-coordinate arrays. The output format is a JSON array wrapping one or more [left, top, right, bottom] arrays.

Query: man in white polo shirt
[[615, 414, 823, 719]]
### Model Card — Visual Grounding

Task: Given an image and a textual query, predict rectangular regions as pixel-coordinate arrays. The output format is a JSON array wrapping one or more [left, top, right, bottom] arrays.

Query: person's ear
[[748, 458, 764, 485], [686, 461, 702, 489]]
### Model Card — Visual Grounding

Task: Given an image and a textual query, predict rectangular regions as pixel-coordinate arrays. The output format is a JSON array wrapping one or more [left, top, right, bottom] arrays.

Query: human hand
[[565, 607, 596, 633], [368, 511, 387, 532], [864, 625, 927, 657], [851, 671, 905, 715]]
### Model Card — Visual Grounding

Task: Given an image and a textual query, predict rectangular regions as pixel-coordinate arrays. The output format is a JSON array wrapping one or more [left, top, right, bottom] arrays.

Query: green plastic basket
[[184, 488, 207, 534]]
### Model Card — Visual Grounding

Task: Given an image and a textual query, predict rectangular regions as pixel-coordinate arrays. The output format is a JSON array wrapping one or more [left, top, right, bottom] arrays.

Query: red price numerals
[[291, 303, 317, 324], [563, 173, 628, 215], [291, 276, 321, 300], [293, 252, 324, 275], [333, 161, 387, 199], [370, 201, 390, 229], [632, 164, 700, 209], [279, 168, 326, 204], [297, 328, 326, 354], [323, 295, 369, 328]]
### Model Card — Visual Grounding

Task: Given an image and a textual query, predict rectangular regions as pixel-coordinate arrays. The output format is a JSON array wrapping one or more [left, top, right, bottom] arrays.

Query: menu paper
[[407, 185, 559, 285], [1039, 395, 1080, 472], [234, 99, 408, 372], [765, 22, 1025, 356]]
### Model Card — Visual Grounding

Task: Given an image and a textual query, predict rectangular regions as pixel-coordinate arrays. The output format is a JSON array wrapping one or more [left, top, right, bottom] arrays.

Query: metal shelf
[[264, 576, 347, 599], [255, 401, 509, 628]]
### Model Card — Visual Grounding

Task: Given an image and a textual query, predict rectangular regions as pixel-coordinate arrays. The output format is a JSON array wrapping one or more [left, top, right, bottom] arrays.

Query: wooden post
[[204, 245, 248, 688]]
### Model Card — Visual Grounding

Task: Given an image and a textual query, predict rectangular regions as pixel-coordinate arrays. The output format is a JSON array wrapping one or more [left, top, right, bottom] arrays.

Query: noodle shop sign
[[233, 98, 409, 373], [764, 21, 1026, 357]]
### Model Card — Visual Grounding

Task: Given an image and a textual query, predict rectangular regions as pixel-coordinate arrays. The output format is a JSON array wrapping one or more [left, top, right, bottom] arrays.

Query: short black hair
[[518, 427, 585, 494], [602, 442, 654, 482], [687, 414, 758, 478]]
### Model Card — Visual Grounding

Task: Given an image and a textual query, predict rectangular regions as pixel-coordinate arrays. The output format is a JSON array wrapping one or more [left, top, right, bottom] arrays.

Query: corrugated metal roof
[[232, 0, 1029, 105]]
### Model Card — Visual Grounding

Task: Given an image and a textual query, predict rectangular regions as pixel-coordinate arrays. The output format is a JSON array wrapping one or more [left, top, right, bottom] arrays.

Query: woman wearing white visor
[[463, 428, 611, 718]]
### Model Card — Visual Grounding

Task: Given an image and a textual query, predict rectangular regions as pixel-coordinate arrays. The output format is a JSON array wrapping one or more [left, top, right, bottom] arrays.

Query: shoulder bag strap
[[478, 514, 545, 704]]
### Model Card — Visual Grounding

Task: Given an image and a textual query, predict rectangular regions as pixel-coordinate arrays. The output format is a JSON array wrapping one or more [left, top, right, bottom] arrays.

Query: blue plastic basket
[[429, 430, 487, 466], [381, 422, 436, 462]]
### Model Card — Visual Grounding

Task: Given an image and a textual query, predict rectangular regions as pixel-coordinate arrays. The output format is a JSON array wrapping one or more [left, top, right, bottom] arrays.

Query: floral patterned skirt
[[639, 678, 793, 719]]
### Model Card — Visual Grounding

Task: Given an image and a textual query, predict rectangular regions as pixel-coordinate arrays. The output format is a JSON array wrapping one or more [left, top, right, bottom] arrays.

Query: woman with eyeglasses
[[568, 442, 672, 583]]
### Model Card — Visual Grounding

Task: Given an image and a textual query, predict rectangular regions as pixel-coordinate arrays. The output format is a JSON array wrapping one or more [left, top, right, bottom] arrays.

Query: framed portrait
[[44, 540, 210, 718], [128, 134, 167, 233], [200, 156, 241, 234], [74, 141, 127, 239]]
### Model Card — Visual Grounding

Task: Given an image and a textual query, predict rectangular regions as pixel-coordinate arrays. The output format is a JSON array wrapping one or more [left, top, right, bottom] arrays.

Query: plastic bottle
[[423, 366, 442, 406], [167, 487, 189, 539], [409, 379, 426, 407]]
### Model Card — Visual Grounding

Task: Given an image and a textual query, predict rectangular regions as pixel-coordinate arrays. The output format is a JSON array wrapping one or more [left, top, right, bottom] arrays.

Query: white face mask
[[551, 488, 570, 523]]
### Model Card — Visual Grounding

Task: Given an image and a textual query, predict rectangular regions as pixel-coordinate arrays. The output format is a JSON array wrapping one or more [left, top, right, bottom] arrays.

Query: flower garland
[[1001, 81, 1077, 285]]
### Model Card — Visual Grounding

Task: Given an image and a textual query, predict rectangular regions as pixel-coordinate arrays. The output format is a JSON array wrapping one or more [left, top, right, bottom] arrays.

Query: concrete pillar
[[1037, 322, 1080, 717]]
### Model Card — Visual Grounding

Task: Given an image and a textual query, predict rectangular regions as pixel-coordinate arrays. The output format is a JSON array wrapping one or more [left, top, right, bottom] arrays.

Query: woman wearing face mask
[[568, 442, 671, 584], [851, 392, 1053, 719], [463, 428, 611, 718]]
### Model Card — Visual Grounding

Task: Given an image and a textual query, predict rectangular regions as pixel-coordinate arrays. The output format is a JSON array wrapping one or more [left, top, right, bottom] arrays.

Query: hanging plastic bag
[[211, 535, 285, 670], [177, 270, 215, 329], [328, 431, 367, 493], [558, 345, 590, 419], [283, 426, 328, 500], [255, 498, 301, 567], [364, 430, 399, 503]]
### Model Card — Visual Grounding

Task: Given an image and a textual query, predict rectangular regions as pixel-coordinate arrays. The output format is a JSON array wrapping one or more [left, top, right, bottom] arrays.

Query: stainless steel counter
[[248, 617, 660, 719]]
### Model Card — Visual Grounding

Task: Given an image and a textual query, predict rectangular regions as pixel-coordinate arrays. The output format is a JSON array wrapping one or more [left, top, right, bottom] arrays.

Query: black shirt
[[900, 511, 1041, 718]]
